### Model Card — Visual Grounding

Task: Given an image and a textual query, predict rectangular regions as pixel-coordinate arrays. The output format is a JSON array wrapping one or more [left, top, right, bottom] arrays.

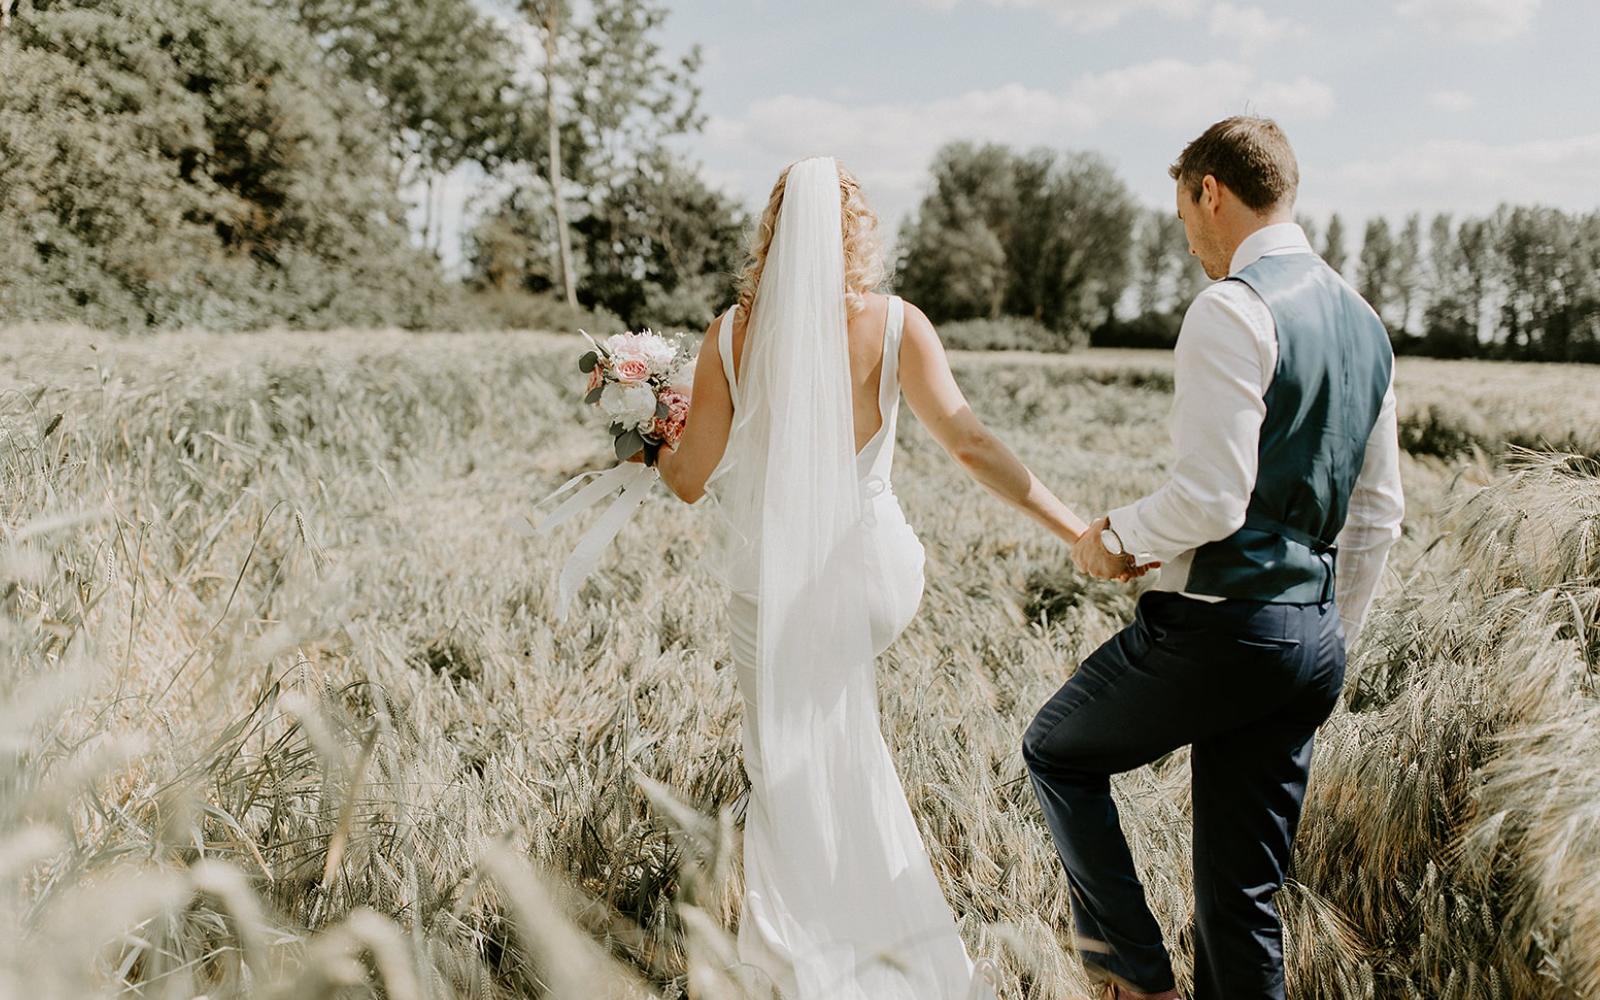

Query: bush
[[1092, 310, 1184, 350], [445, 287, 623, 335], [937, 315, 1085, 352]]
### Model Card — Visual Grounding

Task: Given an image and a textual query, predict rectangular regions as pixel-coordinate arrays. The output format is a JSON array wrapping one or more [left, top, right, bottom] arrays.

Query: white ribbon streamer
[[529, 462, 658, 620]]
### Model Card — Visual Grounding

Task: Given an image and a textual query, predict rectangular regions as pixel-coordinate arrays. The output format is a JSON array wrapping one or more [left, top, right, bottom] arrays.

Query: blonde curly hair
[[735, 159, 885, 320]]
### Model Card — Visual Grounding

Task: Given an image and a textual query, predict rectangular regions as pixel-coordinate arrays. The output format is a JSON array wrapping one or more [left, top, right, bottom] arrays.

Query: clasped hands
[[1071, 516, 1161, 583]]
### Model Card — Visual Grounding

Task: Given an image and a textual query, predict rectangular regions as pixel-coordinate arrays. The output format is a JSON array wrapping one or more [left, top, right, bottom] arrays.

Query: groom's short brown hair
[[1170, 116, 1298, 213]]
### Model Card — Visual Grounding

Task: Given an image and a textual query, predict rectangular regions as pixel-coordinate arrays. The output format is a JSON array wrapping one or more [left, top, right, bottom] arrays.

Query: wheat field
[[3, 326, 1598, 1000]]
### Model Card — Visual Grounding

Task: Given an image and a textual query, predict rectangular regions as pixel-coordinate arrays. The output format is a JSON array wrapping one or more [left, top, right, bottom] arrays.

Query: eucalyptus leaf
[[579, 351, 599, 373], [614, 429, 645, 461], [585, 386, 604, 404]]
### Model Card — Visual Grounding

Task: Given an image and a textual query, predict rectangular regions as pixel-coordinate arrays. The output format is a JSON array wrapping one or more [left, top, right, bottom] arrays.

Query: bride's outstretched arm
[[654, 313, 734, 504], [899, 301, 1092, 547]]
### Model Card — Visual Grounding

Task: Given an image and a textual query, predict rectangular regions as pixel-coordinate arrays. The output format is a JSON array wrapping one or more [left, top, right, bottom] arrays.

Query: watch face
[[1101, 528, 1123, 555]]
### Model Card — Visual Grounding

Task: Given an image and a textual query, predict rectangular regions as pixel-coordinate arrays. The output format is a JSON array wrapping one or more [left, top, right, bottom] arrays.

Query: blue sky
[[432, 0, 1597, 268], [656, 0, 1598, 234]]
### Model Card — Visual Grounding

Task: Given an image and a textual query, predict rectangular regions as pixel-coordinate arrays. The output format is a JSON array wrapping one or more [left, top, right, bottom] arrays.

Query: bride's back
[[727, 291, 893, 454]]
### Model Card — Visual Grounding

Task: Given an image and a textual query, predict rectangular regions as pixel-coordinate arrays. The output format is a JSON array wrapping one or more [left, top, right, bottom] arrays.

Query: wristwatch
[[1104, 518, 1160, 569], [1100, 519, 1127, 557]]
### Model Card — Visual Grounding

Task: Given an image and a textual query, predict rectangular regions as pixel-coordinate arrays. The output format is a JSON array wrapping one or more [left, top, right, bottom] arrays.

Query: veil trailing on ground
[[702, 158, 989, 1000]]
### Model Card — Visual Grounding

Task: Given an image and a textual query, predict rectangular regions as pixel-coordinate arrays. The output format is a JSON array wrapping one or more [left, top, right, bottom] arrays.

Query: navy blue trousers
[[1023, 590, 1345, 1000]]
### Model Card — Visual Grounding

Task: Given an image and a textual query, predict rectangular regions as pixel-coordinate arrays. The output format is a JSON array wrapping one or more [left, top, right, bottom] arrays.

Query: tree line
[[898, 142, 1600, 363], [3, 1, 1596, 362], [1344, 207, 1600, 362]]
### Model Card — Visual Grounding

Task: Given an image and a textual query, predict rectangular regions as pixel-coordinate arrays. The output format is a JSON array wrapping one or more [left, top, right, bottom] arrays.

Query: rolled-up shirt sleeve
[[1109, 288, 1268, 563], [1334, 379, 1405, 643]]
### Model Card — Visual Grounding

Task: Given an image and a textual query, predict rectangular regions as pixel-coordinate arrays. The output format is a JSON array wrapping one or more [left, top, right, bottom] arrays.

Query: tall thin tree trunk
[[543, 10, 578, 310], [430, 174, 447, 257], [422, 172, 436, 254]]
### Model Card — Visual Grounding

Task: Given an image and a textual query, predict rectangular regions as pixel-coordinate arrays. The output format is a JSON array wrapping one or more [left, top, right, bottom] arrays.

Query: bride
[[651, 157, 1129, 1000]]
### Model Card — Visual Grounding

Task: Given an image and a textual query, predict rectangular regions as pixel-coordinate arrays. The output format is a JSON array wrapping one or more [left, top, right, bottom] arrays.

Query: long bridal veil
[[703, 158, 987, 1000]]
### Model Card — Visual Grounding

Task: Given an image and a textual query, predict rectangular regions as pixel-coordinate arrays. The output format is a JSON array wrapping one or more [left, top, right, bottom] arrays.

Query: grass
[[2, 327, 1597, 999]]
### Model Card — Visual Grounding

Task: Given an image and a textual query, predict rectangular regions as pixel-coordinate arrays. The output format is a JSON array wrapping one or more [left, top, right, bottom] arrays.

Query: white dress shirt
[[1108, 223, 1405, 644]]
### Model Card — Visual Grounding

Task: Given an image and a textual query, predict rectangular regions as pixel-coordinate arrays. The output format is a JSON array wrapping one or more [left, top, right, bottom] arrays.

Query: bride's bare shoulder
[[896, 298, 938, 339]]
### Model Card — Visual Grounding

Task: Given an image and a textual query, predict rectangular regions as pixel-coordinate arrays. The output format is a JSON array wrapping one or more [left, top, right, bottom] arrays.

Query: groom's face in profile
[[1176, 178, 1231, 281]]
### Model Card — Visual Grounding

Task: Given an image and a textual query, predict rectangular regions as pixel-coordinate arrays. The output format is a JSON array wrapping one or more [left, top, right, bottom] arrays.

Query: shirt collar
[[1229, 222, 1313, 276]]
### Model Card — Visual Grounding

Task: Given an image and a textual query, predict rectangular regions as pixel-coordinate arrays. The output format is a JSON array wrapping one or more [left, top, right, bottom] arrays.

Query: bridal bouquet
[[524, 328, 695, 620], [580, 329, 693, 465]]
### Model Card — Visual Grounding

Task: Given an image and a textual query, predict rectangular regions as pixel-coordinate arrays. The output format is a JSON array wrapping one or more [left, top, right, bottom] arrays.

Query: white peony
[[605, 330, 680, 374], [600, 381, 659, 431], [603, 332, 646, 364]]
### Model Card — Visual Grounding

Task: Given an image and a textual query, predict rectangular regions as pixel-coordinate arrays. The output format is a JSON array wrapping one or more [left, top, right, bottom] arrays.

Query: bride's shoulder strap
[[883, 295, 906, 378], [719, 305, 737, 388]]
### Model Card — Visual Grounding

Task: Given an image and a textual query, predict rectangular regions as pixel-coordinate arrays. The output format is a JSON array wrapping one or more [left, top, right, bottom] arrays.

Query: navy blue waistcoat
[[1185, 253, 1393, 604]]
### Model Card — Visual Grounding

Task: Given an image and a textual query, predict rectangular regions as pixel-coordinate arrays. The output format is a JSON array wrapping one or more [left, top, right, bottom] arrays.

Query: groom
[[1023, 116, 1404, 1000]]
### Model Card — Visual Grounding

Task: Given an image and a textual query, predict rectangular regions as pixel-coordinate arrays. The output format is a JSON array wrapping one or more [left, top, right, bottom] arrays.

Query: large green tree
[[1422, 213, 1466, 346], [1392, 213, 1423, 335], [0, 0, 453, 329], [1358, 216, 1397, 328], [469, 151, 744, 330], [509, 0, 703, 308], [1495, 205, 1600, 361], [897, 142, 1138, 344], [892, 144, 1016, 322], [1322, 212, 1350, 276], [271, 0, 524, 254], [1131, 209, 1208, 317], [572, 151, 744, 329], [1457, 217, 1496, 345], [468, 186, 569, 301]]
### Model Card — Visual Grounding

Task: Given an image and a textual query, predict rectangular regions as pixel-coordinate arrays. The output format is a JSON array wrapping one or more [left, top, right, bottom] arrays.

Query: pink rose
[[586, 365, 604, 393], [652, 388, 692, 449], [616, 358, 650, 382]]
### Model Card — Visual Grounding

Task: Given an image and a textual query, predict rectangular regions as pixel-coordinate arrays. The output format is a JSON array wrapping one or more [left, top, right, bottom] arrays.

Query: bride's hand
[[1123, 558, 1162, 581]]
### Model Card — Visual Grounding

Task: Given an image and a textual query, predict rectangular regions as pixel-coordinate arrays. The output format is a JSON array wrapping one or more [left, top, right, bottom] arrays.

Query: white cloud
[[1253, 76, 1338, 120], [911, 0, 1201, 31], [1426, 89, 1478, 113], [1397, 0, 1541, 43], [1208, 2, 1307, 55], [695, 59, 1336, 233], [1310, 133, 1600, 219], [1070, 59, 1334, 126]]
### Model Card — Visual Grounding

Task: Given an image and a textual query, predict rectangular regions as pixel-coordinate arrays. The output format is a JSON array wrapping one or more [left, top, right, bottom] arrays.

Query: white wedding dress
[[703, 158, 996, 1000], [723, 295, 925, 662]]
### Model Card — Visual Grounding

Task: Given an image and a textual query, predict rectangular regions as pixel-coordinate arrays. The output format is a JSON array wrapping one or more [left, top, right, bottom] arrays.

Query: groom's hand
[[1073, 516, 1142, 582]]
